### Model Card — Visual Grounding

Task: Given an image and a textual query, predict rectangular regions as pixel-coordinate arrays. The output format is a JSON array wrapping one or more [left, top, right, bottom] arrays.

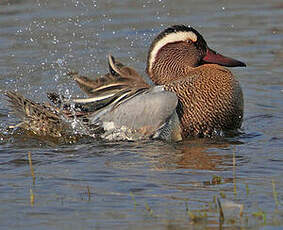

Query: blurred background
[[0, 0, 282, 229]]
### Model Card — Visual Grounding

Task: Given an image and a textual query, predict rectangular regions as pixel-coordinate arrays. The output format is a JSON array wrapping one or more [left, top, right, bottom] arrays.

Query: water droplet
[[57, 58, 64, 66]]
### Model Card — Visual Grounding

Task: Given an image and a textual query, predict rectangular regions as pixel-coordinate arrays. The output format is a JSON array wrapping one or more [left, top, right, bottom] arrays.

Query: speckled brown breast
[[164, 64, 243, 137]]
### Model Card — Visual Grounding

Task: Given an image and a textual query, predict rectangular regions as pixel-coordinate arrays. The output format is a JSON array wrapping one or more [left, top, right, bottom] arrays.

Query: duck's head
[[146, 25, 246, 84]]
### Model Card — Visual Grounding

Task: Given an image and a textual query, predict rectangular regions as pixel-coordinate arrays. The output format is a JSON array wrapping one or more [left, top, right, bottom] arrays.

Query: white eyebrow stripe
[[148, 31, 197, 72]]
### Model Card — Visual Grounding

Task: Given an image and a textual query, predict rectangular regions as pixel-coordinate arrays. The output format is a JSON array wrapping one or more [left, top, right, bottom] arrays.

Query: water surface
[[0, 0, 282, 229]]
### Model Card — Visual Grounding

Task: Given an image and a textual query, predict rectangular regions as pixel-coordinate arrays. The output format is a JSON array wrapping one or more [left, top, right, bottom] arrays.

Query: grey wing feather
[[97, 86, 179, 134]]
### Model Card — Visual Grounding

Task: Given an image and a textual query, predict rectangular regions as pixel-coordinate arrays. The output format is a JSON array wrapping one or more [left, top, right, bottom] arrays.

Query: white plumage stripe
[[72, 93, 116, 103], [148, 31, 197, 71]]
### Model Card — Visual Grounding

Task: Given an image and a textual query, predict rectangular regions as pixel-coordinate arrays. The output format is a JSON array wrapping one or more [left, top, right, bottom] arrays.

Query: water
[[0, 0, 283, 229]]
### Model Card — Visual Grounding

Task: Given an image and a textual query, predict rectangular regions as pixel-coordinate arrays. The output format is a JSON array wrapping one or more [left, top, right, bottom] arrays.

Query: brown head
[[146, 25, 246, 85]]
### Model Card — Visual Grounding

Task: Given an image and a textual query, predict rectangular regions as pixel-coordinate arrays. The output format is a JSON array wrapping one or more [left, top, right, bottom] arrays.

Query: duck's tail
[[5, 91, 69, 138]]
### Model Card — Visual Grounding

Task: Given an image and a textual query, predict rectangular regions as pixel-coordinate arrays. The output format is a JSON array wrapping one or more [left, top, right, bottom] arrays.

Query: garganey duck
[[5, 25, 246, 141], [147, 25, 246, 137]]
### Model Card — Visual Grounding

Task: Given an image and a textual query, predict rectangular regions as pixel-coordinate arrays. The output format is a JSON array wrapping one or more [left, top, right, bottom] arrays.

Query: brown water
[[0, 0, 283, 229]]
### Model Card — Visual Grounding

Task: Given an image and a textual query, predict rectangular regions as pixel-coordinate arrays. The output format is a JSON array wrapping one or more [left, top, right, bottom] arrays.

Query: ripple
[[0, 0, 283, 229]]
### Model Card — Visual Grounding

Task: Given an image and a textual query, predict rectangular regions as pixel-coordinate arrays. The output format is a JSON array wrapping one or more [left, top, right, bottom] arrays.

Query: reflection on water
[[0, 0, 283, 229], [174, 139, 233, 171], [135, 138, 239, 172]]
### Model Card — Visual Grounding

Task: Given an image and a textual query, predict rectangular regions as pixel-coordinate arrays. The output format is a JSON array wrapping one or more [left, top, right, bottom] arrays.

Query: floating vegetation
[[212, 175, 222, 185], [126, 187, 280, 229], [30, 188, 35, 207], [125, 189, 282, 228], [233, 148, 237, 196], [145, 202, 155, 217], [87, 185, 91, 201], [203, 175, 223, 185], [185, 202, 207, 224], [130, 192, 137, 210], [28, 152, 36, 208], [217, 197, 225, 223], [28, 151, 36, 185], [219, 191, 226, 199], [252, 209, 267, 224], [272, 179, 279, 209], [245, 183, 250, 196]]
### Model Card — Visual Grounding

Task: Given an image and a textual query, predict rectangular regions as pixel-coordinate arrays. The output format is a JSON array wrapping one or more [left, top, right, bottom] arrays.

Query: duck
[[146, 25, 246, 137], [5, 25, 246, 142]]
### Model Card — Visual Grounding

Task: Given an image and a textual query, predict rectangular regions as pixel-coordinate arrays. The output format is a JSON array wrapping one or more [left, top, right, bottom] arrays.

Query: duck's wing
[[90, 85, 182, 141], [68, 55, 149, 97], [51, 55, 150, 114]]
